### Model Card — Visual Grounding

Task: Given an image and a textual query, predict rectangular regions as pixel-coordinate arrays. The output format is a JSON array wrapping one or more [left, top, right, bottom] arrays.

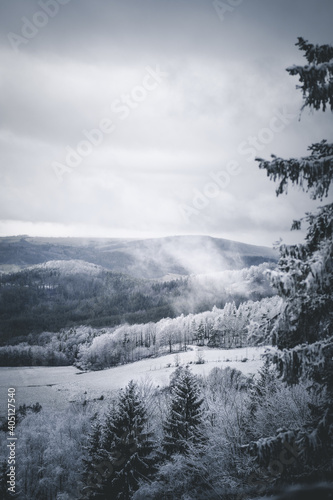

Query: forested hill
[[0, 235, 278, 279], [0, 260, 276, 343]]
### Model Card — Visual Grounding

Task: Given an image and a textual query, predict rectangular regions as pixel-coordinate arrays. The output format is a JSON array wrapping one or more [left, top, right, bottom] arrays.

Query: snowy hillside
[[0, 345, 266, 414], [26, 259, 105, 276]]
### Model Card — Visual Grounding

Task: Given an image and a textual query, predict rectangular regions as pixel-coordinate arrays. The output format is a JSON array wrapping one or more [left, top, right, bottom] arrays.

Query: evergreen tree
[[163, 367, 204, 456], [81, 414, 105, 500], [208, 316, 223, 347], [100, 381, 156, 500], [250, 38, 333, 484], [207, 327, 220, 347], [257, 39, 333, 351], [246, 358, 278, 440], [204, 318, 213, 342], [286, 37, 333, 112], [190, 319, 197, 341], [196, 321, 205, 346]]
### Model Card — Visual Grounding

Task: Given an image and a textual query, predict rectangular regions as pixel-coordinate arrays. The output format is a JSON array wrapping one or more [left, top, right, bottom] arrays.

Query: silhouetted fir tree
[[163, 367, 204, 456], [100, 381, 156, 500]]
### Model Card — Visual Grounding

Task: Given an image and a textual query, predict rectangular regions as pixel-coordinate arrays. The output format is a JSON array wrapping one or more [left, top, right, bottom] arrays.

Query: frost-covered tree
[[195, 320, 205, 346], [11, 405, 90, 500], [99, 381, 156, 500], [257, 38, 333, 352], [286, 37, 333, 112], [207, 326, 220, 347], [162, 367, 204, 456], [81, 414, 104, 500], [246, 358, 279, 440], [251, 37, 333, 484]]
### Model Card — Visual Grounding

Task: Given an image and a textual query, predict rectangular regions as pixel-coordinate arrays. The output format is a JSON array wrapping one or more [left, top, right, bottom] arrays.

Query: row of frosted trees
[[76, 295, 281, 370]]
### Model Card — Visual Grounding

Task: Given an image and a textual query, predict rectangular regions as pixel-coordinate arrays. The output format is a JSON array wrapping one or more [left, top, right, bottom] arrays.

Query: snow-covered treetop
[[294, 37, 333, 65], [286, 37, 333, 111]]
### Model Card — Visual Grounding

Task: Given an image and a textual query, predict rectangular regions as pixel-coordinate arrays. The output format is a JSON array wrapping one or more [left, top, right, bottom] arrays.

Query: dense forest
[[0, 261, 275, 343]]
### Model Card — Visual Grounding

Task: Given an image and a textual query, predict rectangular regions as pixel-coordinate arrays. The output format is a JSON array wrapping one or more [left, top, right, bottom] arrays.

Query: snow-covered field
[[0, 346, 268, 414]]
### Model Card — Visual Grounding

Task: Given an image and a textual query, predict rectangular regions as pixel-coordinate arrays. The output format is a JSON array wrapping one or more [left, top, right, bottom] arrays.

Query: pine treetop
[[163, 368, 205, 456], [286, 37, 333, 111]]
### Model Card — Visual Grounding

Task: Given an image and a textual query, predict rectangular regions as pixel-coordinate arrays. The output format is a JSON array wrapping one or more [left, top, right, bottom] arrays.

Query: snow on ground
[[0, 346, 267, 414]]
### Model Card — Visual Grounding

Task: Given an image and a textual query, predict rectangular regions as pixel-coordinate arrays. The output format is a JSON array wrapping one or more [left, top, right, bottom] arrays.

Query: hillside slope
[[0, 235, 278, 279], [0, 261, 275, 342]]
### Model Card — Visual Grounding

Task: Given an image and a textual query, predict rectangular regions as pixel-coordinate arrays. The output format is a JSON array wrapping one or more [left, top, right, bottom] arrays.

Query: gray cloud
[[0, 0, 332, 246]]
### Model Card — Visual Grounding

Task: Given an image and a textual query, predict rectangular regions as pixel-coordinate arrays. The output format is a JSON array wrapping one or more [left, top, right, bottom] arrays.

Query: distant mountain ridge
[[0, 235, 278, 279]]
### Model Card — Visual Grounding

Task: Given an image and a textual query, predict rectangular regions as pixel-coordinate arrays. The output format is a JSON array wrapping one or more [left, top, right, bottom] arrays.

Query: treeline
[[0, 262, 275, 342], [0, 295, 281, 368], [76, 295, 281, 371], [0, 327, 97, 367]]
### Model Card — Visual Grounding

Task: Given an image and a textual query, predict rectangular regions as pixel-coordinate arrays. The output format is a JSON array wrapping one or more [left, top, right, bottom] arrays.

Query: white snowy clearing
[[0, 345, 268, 414]]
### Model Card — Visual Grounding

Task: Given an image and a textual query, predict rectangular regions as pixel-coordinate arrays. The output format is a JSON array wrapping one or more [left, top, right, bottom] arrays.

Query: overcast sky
[[0, 0, 332, 247]]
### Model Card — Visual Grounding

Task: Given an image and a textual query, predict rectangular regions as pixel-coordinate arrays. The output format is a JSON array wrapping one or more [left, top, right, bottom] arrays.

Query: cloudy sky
[[0, 0, 332, 247]]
